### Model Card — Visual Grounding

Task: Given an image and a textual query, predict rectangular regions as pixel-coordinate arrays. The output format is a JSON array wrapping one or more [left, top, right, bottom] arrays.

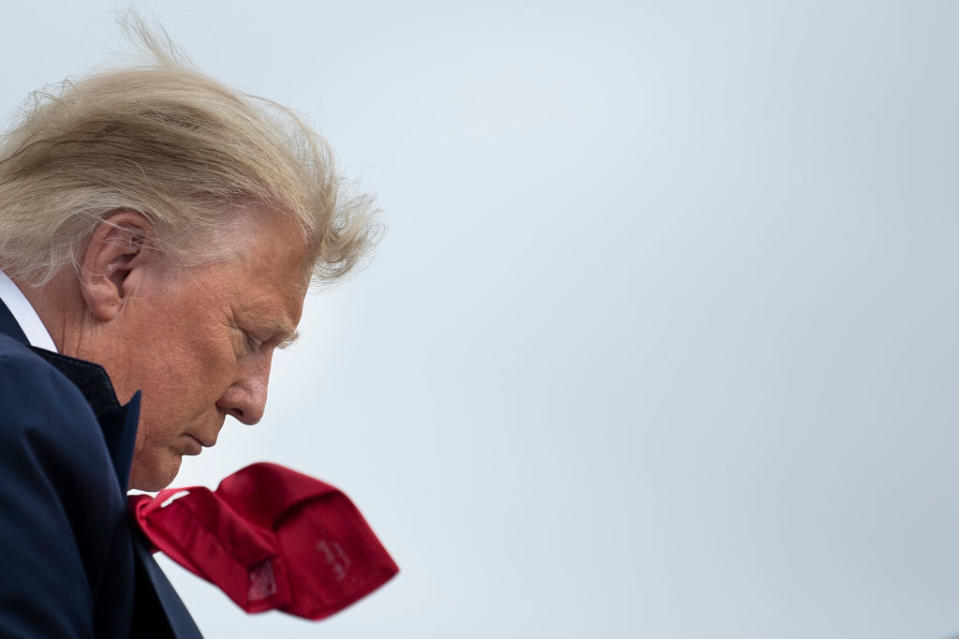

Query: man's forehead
[[223, 209, 309, 337]]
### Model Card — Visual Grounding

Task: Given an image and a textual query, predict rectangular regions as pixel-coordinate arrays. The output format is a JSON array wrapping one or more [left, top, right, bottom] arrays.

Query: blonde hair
[[0, 20, 377, 286]]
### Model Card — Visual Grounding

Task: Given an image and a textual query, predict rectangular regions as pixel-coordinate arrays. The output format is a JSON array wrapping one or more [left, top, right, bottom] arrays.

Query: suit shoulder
[[0, 333, 100, 443]]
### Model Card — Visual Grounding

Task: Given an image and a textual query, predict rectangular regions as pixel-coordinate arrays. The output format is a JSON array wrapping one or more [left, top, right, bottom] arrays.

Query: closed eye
[[244, 329, 298, 353], [243, 330, 264, 353]]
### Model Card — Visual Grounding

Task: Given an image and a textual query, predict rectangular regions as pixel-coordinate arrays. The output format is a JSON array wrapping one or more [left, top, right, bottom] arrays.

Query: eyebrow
[[247, 316, 300, 350], [277, 330, 301, 350]]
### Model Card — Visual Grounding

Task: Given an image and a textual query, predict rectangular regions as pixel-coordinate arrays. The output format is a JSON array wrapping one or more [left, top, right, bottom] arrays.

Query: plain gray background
[[3, 1, 959, 637]]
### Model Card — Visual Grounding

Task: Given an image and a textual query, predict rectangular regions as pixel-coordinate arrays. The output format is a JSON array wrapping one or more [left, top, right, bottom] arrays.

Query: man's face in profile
[[94, 211, 309, 491]]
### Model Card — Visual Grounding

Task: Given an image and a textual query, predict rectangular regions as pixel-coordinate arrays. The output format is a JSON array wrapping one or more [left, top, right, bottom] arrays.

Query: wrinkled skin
[[35, 209, 309, 490]]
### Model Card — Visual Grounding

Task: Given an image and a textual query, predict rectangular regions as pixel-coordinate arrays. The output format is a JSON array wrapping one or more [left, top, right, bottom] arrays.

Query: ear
[[79, 211, 155, 321]]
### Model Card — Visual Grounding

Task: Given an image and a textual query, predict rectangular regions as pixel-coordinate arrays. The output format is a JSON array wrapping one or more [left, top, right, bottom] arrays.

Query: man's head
[[0, 25, 376, 490], [61, 207, 311, 489]]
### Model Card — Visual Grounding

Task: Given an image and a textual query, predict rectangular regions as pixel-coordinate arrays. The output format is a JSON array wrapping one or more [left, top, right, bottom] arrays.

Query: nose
[[216, 355, 272, 425]]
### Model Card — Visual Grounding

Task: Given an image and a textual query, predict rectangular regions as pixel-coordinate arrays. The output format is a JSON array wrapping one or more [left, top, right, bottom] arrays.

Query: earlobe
[[78, 211, 153, 322]]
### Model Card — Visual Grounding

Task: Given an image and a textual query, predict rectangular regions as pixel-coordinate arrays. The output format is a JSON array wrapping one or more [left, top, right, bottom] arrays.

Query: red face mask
[[129, 462, 399, 619]]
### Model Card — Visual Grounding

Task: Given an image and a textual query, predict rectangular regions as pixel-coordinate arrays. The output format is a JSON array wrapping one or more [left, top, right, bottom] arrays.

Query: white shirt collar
[[0, 269, 58, 352]]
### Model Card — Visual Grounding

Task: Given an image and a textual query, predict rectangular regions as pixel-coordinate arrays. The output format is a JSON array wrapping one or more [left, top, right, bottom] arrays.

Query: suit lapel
[[133, 541, 204, 639]]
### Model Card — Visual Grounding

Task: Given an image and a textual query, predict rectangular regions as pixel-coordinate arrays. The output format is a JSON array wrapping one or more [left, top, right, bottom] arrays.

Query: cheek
[[153, 320, 239, 392], [135, 405, 182, 449], [132, 335, 238, 435]]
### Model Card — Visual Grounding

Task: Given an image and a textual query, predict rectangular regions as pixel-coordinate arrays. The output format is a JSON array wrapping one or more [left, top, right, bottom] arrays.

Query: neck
[[15, 270, 95, 358]]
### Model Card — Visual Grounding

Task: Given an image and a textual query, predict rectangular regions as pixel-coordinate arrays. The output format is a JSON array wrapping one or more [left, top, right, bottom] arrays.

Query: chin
[[129, 453, 183, 492]]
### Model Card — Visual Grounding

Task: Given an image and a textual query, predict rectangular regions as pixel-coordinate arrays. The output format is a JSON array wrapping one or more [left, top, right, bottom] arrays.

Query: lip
[[180, 433, 216, 456], [186, 433, 217, 448], [179, 434, 203, 456]]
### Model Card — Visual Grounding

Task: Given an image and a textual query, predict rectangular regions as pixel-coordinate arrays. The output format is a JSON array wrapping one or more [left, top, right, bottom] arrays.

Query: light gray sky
[[4, 1, 959, 637]]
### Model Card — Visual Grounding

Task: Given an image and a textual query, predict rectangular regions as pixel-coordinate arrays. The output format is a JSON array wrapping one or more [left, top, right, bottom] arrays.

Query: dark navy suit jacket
[[0, 299, 203, 638]]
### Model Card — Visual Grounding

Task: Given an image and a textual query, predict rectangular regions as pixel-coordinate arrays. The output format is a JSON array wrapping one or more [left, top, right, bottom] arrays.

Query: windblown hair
[[0, 20, 377, 286]]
